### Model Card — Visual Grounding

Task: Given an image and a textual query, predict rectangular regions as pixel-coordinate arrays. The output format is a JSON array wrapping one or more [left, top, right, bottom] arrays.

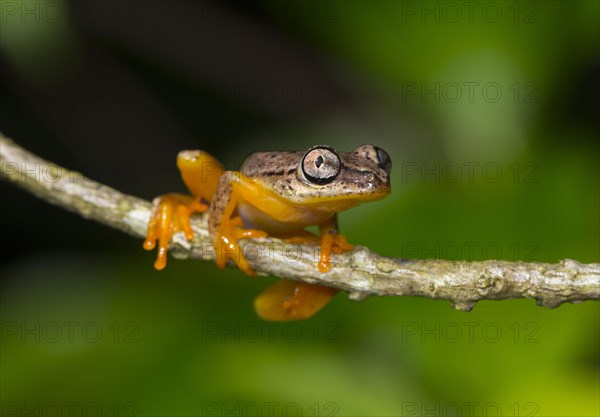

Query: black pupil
[[315, 155, 324, 168]]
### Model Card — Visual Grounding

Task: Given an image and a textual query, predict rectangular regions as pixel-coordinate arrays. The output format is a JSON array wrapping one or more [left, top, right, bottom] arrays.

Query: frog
[[143, 144, 391, 321]]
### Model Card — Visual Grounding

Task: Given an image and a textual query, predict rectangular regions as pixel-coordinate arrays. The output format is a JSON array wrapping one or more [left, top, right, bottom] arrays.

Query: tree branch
[[1, 132, 598, 311]]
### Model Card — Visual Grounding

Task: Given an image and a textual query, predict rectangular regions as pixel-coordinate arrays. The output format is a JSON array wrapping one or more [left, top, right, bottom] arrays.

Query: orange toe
[[143, 194, 208, 270], [318, 233, 354, 272]]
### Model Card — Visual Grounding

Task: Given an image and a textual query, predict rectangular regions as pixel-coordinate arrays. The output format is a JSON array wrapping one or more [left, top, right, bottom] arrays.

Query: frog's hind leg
[[254, 279, 338, 321], [252, 216, 350, 320], [144, 150, 223, 270], [144, 193, 208, 270], [177, 150, 224, 203]]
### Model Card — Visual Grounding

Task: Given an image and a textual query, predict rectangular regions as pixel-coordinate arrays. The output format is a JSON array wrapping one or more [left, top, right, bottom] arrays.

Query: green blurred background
[[1, 1, 598, 416]]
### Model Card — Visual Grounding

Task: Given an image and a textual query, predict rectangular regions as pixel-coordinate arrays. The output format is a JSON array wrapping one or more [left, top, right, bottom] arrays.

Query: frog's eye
[[353, 145, 392, 174], [301, 146, 341, 185], [374, 146, 392, 174]]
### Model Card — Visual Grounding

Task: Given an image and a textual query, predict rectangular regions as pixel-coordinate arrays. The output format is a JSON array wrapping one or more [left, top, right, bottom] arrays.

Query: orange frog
[[144, 145, 391, 320]]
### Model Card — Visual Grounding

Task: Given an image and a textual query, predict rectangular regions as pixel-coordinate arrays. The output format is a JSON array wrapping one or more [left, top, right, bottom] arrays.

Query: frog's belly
[[237, 202, 333, 235]]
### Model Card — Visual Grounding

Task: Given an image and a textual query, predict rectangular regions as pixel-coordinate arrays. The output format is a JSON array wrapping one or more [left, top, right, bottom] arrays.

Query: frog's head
[[296, 145, 391, 203]]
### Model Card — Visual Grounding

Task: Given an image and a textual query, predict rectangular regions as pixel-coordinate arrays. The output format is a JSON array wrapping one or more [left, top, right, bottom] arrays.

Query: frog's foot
[[214, 220, 267, 276], [143, 193, 208, 270], [318, 233, 354, 272], [254, 279, 339, 321]]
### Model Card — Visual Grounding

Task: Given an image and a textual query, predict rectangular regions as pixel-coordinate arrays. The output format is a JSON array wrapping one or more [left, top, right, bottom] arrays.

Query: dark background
[[1, 1, 598, 416]]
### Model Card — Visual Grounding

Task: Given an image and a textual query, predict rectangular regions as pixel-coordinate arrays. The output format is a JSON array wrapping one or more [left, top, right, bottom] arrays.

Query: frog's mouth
[[352, 190, 390, 202], [296, 189, 391, 207]]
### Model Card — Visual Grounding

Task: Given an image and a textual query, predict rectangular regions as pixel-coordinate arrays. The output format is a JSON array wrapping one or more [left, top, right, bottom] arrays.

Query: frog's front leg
[[317, 214, 354, 272], [208, 171, 267, 275], [144, 150, 222, 270]]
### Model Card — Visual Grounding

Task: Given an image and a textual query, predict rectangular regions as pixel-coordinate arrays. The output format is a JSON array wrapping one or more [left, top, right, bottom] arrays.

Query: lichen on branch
[[1, 132, 598, 311]]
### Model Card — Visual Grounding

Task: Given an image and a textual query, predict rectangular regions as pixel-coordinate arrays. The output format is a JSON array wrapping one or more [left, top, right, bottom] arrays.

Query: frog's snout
[[363, 170, 391, 196]]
